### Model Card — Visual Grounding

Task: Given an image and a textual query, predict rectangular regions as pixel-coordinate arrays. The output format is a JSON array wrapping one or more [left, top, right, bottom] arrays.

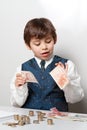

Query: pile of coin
[[3, 114, 30, 127], [3, 110, 54, 127]]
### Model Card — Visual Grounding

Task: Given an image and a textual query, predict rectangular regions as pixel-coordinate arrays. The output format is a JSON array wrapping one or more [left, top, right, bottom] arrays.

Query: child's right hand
[[15, 73, 26, 87]]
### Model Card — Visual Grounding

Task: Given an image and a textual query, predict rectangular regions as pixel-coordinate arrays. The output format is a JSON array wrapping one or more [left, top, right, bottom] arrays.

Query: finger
[[16, 73, 22, 77], [55, 62, 64, 67], [15, 79, 26, 87], [59, 62, 65, 68], [16, 73, 26, 81], [55, 63, 58, 66]]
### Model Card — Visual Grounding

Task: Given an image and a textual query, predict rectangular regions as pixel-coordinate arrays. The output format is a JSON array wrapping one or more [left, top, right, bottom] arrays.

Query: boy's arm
[[10, 65, 28, 107], [63, 60, 84, 103]]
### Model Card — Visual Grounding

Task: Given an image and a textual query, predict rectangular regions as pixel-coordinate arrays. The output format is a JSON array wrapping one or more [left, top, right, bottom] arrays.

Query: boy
[[10, 18, 84, 112]]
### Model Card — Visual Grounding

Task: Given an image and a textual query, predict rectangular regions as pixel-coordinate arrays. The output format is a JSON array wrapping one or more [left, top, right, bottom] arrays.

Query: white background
[[0, 0, 87, 113]]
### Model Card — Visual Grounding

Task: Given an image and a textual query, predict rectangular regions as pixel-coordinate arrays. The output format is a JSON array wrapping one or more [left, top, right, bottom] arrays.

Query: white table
[[0, 106, 87, 130]]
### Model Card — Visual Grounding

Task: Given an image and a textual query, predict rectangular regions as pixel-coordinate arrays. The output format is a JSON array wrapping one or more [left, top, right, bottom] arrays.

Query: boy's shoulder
[[53, 55, 68, 63], [21, 58, 36, 71], [22, 58, 35, 66]]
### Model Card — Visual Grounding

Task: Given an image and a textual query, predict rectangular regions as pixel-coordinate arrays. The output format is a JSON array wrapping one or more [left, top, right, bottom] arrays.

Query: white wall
[[0, 0, 87, 113]]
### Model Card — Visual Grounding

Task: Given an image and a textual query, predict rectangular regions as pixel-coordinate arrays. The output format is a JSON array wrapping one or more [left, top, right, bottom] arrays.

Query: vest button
[[41, 76, 45, 80]]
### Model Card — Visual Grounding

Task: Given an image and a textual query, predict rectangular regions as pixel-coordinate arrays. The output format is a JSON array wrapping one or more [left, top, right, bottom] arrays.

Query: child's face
[[28, 36, 55, 60]]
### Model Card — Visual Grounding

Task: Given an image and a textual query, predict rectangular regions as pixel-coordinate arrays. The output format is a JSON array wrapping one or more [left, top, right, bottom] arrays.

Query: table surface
[[0, 106, 87, 130]]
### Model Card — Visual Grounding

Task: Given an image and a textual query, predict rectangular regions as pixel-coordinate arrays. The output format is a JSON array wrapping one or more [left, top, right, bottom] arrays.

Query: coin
[[47, 119, 53, 125]]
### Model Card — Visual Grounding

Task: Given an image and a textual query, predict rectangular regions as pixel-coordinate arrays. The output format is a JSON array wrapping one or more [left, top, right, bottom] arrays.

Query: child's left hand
[[55, 62, 68, 74]]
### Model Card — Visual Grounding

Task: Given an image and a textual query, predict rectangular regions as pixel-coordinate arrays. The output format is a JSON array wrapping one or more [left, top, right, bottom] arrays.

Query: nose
[[41, 43, 47, 50]]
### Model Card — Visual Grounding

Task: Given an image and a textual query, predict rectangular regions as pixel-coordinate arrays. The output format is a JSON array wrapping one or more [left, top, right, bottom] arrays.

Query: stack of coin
[[47, 119, 53, 125], [37, 114, 43, 121], [29, 110, 34, 116], [3, 122, 18, 127], [18, 120, 25, 126], [4, 114, 31, 127], [24, 116, 30, 124], [33, 120, 39, 124], [37, 111, 42, 116], [14, 114, 19, 120]]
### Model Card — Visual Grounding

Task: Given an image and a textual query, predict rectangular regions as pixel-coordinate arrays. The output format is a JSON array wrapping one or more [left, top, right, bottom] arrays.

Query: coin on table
[[18, 120, 25, 126], [29, 110, 34, 116], [14, 114, 19, 120], [33, 120, 39, 124], [47, 119, 53, 125], [24, 116, 30, 124], [38, 114, 44, 121]]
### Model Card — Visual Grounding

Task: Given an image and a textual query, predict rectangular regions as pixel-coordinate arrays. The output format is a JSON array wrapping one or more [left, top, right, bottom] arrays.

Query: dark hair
[[23, 18, 57, 46]]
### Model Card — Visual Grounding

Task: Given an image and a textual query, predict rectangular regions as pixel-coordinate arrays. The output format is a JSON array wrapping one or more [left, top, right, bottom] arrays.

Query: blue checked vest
[[21, 55, 68, 112]]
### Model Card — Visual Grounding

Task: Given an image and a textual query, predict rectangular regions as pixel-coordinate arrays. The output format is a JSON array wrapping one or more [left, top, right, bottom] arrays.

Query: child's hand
[[55, 62, 68, 74], [15, 73, 26, 87]]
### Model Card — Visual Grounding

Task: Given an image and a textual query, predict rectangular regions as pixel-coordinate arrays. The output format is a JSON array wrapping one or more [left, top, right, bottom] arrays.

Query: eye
[[35, 43, 40, 46], [33, 41, 40, 46], [45, 39, 52, 43]]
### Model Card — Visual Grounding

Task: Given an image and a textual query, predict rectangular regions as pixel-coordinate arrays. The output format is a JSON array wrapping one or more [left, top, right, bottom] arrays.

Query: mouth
[[41, 51, 50, 57]]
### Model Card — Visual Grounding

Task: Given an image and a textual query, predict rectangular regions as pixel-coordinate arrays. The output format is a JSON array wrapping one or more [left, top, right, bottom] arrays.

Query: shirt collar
[[34, 55, 54, 68]]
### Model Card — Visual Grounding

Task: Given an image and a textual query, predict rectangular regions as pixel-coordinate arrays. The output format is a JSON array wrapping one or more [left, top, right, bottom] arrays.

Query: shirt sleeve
[[10, 65, 28, 107], [63, 60, 84, 103]]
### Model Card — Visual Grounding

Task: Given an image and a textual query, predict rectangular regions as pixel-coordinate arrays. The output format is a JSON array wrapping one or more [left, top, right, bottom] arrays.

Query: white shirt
[[35, 56, 53, 69], [10, 57, 84, 107]]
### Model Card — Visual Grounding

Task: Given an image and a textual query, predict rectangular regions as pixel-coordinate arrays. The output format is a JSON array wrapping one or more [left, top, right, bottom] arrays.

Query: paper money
[[50, 66, 69, 89], [21, 71, 38, 83]]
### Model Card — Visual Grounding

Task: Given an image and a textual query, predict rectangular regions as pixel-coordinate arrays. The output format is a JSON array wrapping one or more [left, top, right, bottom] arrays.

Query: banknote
[[21, 71, 38, 83], [49, 65, 69, 89]]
